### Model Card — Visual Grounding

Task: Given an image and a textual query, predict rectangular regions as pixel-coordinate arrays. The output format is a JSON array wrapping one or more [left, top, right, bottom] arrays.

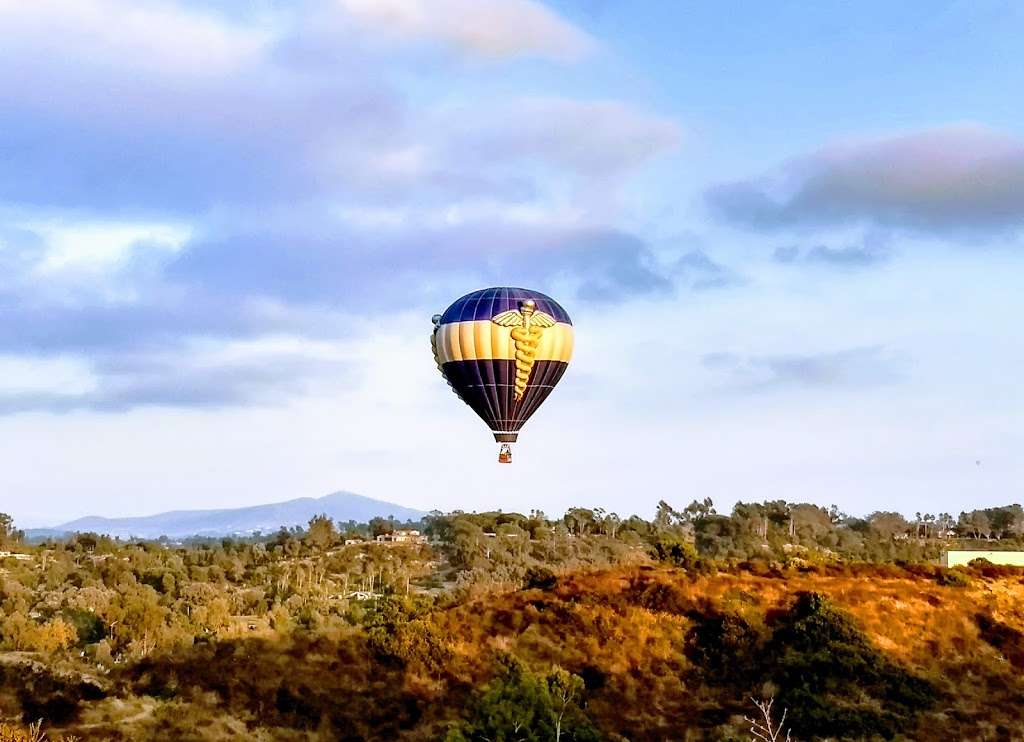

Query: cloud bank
[[0, 0, 682, 414], [707, 124, 1024, 235]]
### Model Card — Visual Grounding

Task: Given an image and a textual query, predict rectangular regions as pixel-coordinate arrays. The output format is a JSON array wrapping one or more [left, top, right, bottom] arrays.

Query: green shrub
[[936, 569, 971, 587], [684, 610, 763, 684], [767, 593, 937, 739], [682, 592, 937, 739], [60, 609, 105, 645], [446, 656, 603, 742], [650, 536, 703, 570], [975, 612, 1024, 670], [523, 566, 557, 591], [362, 595, 451, 670]]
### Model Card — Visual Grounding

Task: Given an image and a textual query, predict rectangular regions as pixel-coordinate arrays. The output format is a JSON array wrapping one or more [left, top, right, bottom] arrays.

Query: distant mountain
[[24, 491, 426, 540]]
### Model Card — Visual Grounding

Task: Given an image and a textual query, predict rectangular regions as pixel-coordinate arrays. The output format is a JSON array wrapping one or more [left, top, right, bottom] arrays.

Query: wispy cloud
[[453, 98, 681, 177], [703, 346, 905, 393], [337, 0, 595, 60], [0, 339, 351, 414], [773, 239, 891, 269], [674, 250, 741, 290], [707, 124, 1024, 235]]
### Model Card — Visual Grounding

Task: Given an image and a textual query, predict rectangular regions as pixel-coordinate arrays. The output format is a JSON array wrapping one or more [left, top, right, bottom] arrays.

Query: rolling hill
[[25, 491, 426, 539]]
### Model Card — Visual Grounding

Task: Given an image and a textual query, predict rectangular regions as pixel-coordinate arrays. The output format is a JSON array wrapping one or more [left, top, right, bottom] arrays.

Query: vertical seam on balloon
[[472, 292, 498, 432], [491, 286, 503, 431], [506, 287, 518, 430], [487, 291, 505, 431], [492, 289, 504, 430], [518, 341, 569, 429], [514, 361, 545, 429], [515, 360, 563, 430], [490, 288, 503, 430], [508, 287, 522, 429]]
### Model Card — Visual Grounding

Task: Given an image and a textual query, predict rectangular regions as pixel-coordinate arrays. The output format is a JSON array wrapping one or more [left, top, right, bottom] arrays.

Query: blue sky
[[1, 0, 1022, 526]]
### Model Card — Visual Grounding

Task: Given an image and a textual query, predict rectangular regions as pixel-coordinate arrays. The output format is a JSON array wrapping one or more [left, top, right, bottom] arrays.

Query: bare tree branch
[[744, 696, 793, 742]]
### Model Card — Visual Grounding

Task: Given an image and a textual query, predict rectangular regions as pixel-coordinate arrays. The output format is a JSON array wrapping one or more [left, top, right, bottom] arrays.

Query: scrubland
[[2, 503, 1024, 740]]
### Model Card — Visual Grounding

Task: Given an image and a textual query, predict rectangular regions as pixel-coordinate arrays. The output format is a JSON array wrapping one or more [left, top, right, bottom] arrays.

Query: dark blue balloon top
[[439, 287, 572, 325]]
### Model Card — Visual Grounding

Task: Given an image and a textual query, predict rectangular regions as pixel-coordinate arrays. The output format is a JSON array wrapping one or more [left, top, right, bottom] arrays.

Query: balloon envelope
[[432, 287, 573, 443]]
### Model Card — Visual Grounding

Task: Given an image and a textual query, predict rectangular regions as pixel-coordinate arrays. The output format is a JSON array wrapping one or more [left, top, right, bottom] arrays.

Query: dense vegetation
[[1, 500, 1024, 740]]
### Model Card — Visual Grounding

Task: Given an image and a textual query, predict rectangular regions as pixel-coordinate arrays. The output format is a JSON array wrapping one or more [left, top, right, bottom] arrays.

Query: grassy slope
[[436, 565, 1024, 740], [19, 564, 1024, 741]]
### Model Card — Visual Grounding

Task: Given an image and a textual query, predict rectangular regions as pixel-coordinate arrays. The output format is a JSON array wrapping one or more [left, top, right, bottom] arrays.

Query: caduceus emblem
[[491, 299, 556, 402]]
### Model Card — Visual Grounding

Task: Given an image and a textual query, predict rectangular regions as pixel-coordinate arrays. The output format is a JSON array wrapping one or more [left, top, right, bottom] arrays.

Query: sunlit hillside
[[4, 556, 1024, 740]]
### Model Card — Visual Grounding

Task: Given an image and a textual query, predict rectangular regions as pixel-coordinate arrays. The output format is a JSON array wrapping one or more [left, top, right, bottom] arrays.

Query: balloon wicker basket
[[498, 444, 512, 464]]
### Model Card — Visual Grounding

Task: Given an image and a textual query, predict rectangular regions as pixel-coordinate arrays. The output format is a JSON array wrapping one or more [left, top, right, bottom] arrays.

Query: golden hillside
[[11, 562, 1021, 741]]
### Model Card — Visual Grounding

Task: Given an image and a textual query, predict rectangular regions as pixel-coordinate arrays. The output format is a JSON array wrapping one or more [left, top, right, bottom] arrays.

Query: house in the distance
[[943, 550, 1024, 568], [376, 529, 427, 544], [0, 551, 33, 561], [220, 615, 272, 638]]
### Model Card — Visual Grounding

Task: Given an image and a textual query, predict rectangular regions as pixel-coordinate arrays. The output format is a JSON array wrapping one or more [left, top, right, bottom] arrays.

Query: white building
[[0, 551, 32, 561], [375, 529, 427, 544], [943, 550, 1024, 567]]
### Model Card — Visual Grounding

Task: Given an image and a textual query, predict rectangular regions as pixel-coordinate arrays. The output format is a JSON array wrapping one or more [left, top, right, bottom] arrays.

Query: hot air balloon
[[431, 287, 574, 463]]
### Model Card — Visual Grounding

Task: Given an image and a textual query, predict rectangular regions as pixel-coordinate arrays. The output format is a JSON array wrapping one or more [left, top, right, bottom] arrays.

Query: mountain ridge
[[25, 491, 426, 540]]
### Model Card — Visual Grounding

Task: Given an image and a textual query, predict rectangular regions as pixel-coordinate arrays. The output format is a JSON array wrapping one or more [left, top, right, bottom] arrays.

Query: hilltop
[[24, 491, 425, 540]]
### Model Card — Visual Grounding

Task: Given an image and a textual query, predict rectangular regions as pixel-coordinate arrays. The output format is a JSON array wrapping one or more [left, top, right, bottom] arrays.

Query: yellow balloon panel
[[435, 320, 574, 364]]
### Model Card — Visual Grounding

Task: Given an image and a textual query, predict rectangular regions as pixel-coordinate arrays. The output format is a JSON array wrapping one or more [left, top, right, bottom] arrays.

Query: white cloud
[[194, 335, 351, 366], [334, 199, 586, 229], [27, 220, 193, 273], [453, 97, 682, 176], [0, 355, 97, 396], [0, 0, 269, 81], [336, 0, 594, 60], [0, 334, 359, 415]]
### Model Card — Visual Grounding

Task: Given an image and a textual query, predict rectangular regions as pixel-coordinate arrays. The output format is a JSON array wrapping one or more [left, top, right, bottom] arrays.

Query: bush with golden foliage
[[0, 721, 78, 742], [0, 721, 45, 742], [1, 616, 78, 655]]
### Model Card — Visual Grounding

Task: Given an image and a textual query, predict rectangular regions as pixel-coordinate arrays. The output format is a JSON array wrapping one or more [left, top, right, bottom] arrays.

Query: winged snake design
[[491, 299, 556, 402]]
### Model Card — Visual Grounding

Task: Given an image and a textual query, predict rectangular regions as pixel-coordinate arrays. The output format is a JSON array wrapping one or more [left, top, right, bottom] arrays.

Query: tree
[[547, 666, 586, 742], [867, 511, 909, 540], [604, 512, 621, 538], [424, 511, 456, 542], [657, 498, 715, 529], [958, 510, 992, 539], [684, 497, 717, 523], [563, 508, 596, 536], [0, 513, 22, 548], [827, 504, 845, 525], [369, 517, 393, 538], [972, 511, 992, 539], [1009, 505, 1024, 537], [936, 512, 955, 538], [306, 514, 337, 550], [447, 657, 599, 742], [364, 595, 450, 670], [108, 584, 168, 656], [746, 697, 792, 742], [787, 504, 833, 544], [32, 617, 78, 654]]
